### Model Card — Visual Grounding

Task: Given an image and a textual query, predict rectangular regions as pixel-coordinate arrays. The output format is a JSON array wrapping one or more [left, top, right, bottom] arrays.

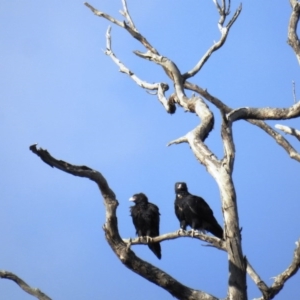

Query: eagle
[[174, 182, 223, 239], [129, 193, 161, 259]]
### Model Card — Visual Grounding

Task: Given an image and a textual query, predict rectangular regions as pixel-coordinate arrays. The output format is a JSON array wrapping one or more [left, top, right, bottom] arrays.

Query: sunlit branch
[[104, 26, 175, 113], [133, 50, 217, 149], [123, 231, 271, 295], [86, 1, 217, 148], [292, 81, 297, 103], [30, 144, 219, 300], [227, 101, 300, 122], [84, 2, 124, 27], [119, 0, 137, 30], [244, 260, 269, 299], [249, 120, 300, 162], [184, 81, 231, 112], [168, 96, 216, 164], [220, 112, 235, 173], [168, 136, 188, 146], [288, 0, 300, 64], [84, 2, 159, 54], [185, 81, 300, 164], [255, 239, 300, 300], [123, 230, 225, 251], [275, 124, 300, 141], [183, 2, 242, 79], [0, 270, 51, 300]]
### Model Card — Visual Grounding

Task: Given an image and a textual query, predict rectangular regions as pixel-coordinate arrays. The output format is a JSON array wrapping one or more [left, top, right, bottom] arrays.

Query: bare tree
[[2, 1, 300, 299]]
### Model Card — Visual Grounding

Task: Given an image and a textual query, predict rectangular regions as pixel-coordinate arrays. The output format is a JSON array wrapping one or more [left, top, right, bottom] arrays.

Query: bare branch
[[104, 26, 175, 113], [292, 81, 297, 103], [185, 81, 300, 164], [119, 0, 137, 30], [84, 2, 159, 54], [220, 112, 235, 173], [183, 3, 242, 79], [288, 0, 300, 64], [185, 81, 231, 112], [275, 124, 300, 141], [30, 144, 219, 300], [255, 239, 300, 300], [0, 271, 51, 300], [249, 120, 300, 162], [168, 136, 189, 146], [84, 2, 124, 27], [245, 261, 269, 299], [268, 239, 300, 297], [227, 101, 300, 122], [123, 231, 273, 296], [123, 230, 226, 251]]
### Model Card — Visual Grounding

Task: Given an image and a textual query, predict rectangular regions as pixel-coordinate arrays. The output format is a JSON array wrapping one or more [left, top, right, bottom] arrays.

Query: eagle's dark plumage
[[129, 193, 161, 259], [174, 182, 223, 239]]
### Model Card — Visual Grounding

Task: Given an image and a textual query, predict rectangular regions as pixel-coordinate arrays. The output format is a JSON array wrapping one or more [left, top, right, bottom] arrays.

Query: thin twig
[[275, 124, 300, 141], [293, 81, 297, 103]]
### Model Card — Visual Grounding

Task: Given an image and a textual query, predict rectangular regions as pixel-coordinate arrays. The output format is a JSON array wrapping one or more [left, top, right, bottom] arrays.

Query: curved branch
[[84, 2, 159, 55], [185, 82, 300, 163], [119, 0, 137, 30], [275, 124, 300, 141], [123, 229, 272, 297], [123, 230, 226, 251], [183, 3, 242, 79], [29, 144, 219, 300], [255, 239, 300, 300], [249, 120, 300, 162], [0, 270, 51, 300], [104, 26, 175, 114], [227, 102, 300, 122], [288, 0, 300, 64]]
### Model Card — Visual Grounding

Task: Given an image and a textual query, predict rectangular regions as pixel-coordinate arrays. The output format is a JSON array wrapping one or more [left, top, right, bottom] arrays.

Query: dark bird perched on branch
[[129, 193, 161, 259], [174, 182, 223, 239]]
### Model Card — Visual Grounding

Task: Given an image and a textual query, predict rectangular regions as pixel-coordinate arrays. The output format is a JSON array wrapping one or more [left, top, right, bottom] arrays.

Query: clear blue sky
[[1, 1, 300, 299]]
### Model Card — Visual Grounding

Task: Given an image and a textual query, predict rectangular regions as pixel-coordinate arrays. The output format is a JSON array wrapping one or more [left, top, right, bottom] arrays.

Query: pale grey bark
[[29, 144, 218, 300], [11, 1, 299, 300], [83, 1, 300, 299], [288, 0, 300, 64], [275, 124, 300, 141], [255, 239, 300, 300], [85, 1, 247, 299]]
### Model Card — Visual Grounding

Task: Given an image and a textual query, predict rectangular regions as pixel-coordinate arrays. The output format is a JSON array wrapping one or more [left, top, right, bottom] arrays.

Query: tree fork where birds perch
[[84, 0, 248, 298], [21, 1, 300, 299], [29, 144, 219, 300]]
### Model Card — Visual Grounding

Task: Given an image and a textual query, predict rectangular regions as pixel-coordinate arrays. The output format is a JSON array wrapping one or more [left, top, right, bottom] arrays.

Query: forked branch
[[29, 144, 218, 300], [185, 82, 300, 163], [84, 1, 159, 54], [275, 124, 300, 141], [255, 239, 300, 300], [104, 26, 175, 114], [183, 2, 242, 79]]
